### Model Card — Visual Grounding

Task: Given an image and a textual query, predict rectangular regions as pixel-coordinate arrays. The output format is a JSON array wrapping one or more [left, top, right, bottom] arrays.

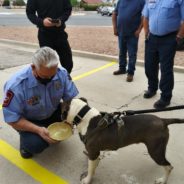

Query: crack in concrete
[[85, 92, 144, 112], [116, 93, 144, 110]]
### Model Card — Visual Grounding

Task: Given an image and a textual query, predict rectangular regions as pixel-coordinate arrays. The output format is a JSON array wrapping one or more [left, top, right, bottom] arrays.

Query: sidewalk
[[0, 40, 184, 184]]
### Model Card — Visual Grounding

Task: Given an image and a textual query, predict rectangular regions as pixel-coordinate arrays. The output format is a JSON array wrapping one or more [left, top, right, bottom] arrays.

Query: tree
[[71, 0, 78, 7], [2, 0, 10, 6], [13, 0, 25, 6]]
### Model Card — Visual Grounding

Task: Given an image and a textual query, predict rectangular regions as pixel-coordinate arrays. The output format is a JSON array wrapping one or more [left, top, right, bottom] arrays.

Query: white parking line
[[72, 13, 85, 16], [0, 12, 25, 15], [0, 12, 14, 15]]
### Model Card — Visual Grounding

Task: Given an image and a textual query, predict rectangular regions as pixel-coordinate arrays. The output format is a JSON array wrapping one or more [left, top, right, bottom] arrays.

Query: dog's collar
[[73, 105, 91, 126]]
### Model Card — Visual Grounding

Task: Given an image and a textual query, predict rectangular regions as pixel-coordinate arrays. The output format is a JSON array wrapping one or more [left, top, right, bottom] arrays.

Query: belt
[[150, 31, 178, 38]]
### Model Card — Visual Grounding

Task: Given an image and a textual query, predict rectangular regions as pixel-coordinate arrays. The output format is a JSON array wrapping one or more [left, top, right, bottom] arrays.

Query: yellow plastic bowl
[[48, 122, 72, 141]]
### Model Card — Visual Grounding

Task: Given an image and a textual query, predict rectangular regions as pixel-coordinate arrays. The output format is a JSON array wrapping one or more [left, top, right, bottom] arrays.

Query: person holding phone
[[26, 0, 73, 73]]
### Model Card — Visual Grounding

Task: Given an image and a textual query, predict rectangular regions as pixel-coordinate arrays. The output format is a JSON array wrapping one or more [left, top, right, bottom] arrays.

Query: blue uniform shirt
[[3, 66, 79, 123], [115, 0, 145, 36], [142, 0, 184, 36]]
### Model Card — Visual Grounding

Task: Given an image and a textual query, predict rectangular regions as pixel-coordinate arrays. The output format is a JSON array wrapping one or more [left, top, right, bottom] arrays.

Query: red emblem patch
[[3, 90, 14, 107]]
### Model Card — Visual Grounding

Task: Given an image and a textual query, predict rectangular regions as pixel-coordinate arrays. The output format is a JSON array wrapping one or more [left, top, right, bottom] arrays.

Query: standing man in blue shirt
[[112, 0, 145, 82], [142, 0, 184, 109], [2, 47, 79, 159]]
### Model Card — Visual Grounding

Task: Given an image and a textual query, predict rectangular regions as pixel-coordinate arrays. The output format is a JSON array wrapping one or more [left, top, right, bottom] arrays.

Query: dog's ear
[[79, 97, 88, 104], [61, 100, 71, 117]]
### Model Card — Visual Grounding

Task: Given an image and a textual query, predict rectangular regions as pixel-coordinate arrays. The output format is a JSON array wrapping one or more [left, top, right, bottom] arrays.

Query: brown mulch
[[0, 26, 183, 67]]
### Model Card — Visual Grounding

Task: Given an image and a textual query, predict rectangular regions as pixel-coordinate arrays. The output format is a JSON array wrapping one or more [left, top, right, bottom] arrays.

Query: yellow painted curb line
[[73, 61, 116, 81], [0, 139, 68, 184]]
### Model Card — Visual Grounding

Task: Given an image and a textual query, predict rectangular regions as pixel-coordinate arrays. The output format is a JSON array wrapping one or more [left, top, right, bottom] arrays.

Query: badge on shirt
[[27, 96, 40, 106], [3, 90, 14, 107], [54, 81, 62, 90]]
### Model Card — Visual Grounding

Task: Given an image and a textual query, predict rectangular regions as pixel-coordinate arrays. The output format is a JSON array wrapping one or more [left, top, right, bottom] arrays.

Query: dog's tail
[[161, 118, 184, 126]]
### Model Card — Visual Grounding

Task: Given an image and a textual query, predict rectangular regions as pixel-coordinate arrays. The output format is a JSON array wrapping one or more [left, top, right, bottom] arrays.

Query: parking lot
[[0, 40, 184, 184]]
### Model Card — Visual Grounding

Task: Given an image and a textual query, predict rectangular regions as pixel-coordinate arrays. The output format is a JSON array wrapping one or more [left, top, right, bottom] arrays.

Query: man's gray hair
[[32, 47, 59, 69]]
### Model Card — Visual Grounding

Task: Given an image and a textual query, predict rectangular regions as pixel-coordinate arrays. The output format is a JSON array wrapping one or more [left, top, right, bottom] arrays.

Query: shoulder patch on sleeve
[[3, 90, 14, 107]]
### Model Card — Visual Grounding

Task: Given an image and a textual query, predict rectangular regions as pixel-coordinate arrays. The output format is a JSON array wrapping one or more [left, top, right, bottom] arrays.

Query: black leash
[[118, 105, 184, 116]]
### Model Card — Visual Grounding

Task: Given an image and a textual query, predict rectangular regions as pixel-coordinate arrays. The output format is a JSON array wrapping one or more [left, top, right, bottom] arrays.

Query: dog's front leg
[[81, 158, 100, 184], [155, 165, 173, 184]]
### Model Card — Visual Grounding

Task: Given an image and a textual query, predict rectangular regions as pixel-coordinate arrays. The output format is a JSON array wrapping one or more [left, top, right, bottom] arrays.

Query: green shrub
[[70, 0, 78, 7], [2, 0, 10, 6], [81, 4, 99, 11], [97, 3, 113, 7], [13, 0, 26, 6]]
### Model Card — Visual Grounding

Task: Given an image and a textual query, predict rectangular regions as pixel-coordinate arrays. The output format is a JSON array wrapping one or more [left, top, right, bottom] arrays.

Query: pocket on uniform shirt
[[161, 1, 176, 8], [148, 3, 156, 9], [161, 1, 178, 18], [26, 103, 44, 113]]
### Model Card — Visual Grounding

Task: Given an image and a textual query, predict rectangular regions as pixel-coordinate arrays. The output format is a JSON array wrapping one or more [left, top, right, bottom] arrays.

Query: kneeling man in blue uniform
[[2, 47, 79, 159]]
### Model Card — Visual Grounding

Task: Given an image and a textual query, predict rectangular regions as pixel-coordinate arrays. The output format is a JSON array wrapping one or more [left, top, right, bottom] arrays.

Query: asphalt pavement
[[0, 39, 184, 184], [0, 7, 112, 27]]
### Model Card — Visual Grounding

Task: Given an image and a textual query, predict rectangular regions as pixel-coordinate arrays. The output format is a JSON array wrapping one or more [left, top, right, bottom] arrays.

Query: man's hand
[[135, 28, 141, 38], [43, 17, 62, 27], [176, 35, 184, 43], [38, 127, 58, 144], [176, 35, 184, 51], [55, 20, 62, 27], [113, 27, 118, 36], [43, 17, 56, 27]]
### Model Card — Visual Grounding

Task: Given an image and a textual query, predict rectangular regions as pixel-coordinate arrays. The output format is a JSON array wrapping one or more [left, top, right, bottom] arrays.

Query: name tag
[[27, 96, 40, 106]]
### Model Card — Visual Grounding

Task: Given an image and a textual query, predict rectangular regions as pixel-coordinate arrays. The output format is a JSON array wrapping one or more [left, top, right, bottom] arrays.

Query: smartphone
[[51, 19, 60, 24]]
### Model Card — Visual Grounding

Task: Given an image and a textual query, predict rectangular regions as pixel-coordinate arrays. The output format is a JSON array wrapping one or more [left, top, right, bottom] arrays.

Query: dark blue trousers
[[144, 32, 177, 102], [19, 104, 62, 154], [118, 34, 138, 75]]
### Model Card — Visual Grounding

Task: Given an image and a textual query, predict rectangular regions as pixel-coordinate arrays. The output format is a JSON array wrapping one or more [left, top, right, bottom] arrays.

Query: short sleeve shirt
[[115, 0, 145, 36], [142, 0, 184, 35], [3, 66, 79, 123]]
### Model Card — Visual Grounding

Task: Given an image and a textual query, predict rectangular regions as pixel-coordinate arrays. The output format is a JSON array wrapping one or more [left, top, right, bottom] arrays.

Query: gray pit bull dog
[[61, 98, 184, 184]]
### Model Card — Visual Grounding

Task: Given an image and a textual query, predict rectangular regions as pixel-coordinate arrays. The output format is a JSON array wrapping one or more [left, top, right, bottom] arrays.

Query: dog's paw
[[81, 178, 91, 184], [80, 172, 92, 184], [80, 171, 88, 181], [155, 177, 166, 184]]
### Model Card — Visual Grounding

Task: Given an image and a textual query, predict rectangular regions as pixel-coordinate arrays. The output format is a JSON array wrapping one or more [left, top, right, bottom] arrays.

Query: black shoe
[[143, 90, 156, 98], [113, 69, 126, 75], [153, 99, 170, 109], [20, 148, 33, 159]]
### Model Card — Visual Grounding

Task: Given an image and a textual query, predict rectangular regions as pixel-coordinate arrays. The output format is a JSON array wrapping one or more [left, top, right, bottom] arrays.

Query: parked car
[[96, 6, 104, 14], [101, 6, 115, 16]]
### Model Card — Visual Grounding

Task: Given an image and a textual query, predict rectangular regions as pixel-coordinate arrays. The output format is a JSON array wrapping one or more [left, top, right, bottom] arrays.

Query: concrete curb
[[0, 38, 184, 73]]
